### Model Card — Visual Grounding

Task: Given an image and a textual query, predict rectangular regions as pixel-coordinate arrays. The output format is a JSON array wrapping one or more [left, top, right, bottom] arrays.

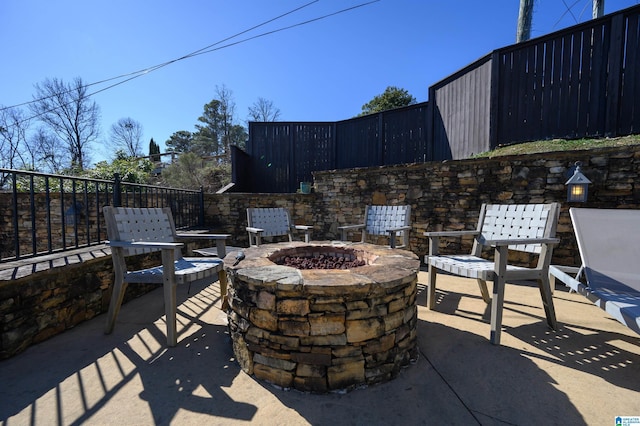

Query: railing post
[[199, 186, 205, 227], [113, 173, 122, 207]]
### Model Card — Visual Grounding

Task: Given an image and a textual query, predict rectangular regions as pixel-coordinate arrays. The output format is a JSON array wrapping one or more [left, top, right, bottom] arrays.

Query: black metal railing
[[0, 169, 204, 263]]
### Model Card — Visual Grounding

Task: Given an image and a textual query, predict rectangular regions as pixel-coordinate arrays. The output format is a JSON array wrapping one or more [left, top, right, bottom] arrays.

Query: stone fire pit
[[223, 241, 420, 393]]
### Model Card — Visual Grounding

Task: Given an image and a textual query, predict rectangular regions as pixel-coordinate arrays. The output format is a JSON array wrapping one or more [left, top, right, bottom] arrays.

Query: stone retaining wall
[[205, 145, 640, 267], [2, 144, 639, 359]]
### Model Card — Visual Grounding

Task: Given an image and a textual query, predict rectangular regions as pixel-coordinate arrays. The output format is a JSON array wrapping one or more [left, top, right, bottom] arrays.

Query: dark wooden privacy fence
[[244, 103, 429, 193], [494, 7, 640, 144], [238, 4, 640, 193]]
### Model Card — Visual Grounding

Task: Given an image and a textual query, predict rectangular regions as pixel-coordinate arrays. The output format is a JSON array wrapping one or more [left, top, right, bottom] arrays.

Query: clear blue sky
[[1, 0, 638, 165]]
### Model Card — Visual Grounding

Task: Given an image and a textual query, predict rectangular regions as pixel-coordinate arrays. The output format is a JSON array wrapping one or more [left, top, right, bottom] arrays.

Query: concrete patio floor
[[1, 269, 639, 425]]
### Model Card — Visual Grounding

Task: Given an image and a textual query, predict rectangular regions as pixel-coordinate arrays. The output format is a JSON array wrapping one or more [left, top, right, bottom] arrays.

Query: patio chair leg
[[537, 277, 558, 330], [476, 279, 492, 304], [218, 270, 229, 311], [104, 277, 127, 334], [490, 246, 508, 345], [427, 264, 438, 309], [161, 250, 178, 347]]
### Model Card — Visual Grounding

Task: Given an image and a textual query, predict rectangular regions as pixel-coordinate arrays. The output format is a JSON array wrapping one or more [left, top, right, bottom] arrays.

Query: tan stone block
[[310, 302, 345, 313], [345, 300, 368, 310], [245, 325, 268, 340], [277, 298, 310, 315], [291, 351, 332, 366], [269, 334, 300, 349], [364, 333, 394, 354], [256, 290, 276, 310], [309, 313, 345, 335], [346, 318, 384, 343], [331, 345, 363, 359], [232, 334, 254, 375], [279, 319, 310, 336], [403, 305, 416, 323], [294, 376, 328, 393], [253, 363, 294, 388], [253, 353, 296, 371], [296, 363, 326, 377], [249, 308, 278, 331], [345, 305, 387, 320], [384, 310, 404, 332], [299, 334, 347, 346], [327, 360, 365, 390]]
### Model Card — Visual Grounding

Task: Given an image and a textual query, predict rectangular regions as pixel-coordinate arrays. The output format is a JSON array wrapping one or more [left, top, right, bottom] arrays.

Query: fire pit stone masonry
[[223, 241, 421, 393]]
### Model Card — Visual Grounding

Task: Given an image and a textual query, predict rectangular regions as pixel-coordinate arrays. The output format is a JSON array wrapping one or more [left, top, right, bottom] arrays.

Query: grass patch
[[473, 135, 640, 158]]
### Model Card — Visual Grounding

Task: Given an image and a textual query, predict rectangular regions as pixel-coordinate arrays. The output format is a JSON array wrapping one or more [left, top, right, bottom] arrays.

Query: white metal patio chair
[[103, 206, 228, 347], [246, 207, 313, 247], [424, 203, 560, 345], [338, 205, 412, 249], [549, 208, 640, 336]]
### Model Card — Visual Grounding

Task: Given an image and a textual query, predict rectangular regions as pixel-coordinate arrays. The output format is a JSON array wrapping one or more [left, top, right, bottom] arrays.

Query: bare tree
[[0, 106, 30, 169], [248, 97, 282, 122], [216, 84, 236, 162], [29, 77, 100, 170], [30, 127, 68, 173], [110, 117, 144, 157]]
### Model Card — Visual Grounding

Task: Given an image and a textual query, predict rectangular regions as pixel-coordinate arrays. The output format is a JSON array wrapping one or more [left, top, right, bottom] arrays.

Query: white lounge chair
[[550, 208, 640, 335]]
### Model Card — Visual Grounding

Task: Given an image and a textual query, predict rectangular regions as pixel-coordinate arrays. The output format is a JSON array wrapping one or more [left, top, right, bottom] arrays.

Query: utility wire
[[553, 0, 582, 29], [1, 0, 380, 127], [1, 0, 321, 112]]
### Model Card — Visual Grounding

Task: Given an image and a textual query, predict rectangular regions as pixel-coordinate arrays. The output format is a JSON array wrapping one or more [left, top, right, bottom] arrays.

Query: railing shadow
[[0, 283, 257, 425]]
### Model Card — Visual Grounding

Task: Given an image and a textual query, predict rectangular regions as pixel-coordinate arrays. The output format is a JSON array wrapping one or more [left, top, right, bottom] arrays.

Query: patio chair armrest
[[486, 237, 560, 247], [387, 225, 411, 233], [176, 233, 230, 240], [338, 224, 365, 231], [107, 240, 184, 249], [549, 265, 584, 293], [176, 233, 230, 258], [423, 230, 479, 238], [338, 224, 366, 241], [246, 226, 264, 234], [293, 225, 313, 243], [386, 226, 411, 249]]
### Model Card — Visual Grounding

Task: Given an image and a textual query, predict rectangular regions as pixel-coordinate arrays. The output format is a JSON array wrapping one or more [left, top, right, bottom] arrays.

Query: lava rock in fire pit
[[276, 254, 366, 270]]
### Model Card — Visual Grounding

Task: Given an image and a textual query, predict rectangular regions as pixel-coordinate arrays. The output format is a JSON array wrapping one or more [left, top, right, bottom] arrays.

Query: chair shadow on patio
[[0, 282, 257, 425], [508, 312, 640, 393], [266, 318, 586, 425], [419, 279, 640, 391]]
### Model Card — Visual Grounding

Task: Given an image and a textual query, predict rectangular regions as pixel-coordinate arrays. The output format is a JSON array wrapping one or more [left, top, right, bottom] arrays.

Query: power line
[[0, 0, 380, 128], [1, 0, 321, 113]]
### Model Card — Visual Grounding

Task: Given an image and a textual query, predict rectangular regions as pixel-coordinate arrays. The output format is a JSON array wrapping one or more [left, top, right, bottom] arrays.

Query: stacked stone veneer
[[225, 241, 420, 393], [3, 145, 640, 359], [204, 145, 640, 267]]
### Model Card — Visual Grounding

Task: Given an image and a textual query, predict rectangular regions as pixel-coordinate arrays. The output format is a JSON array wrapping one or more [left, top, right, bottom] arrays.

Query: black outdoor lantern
[[565, 161, 591, 203]]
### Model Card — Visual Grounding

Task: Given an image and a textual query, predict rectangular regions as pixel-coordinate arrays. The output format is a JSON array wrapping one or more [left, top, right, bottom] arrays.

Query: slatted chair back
[[473, 203, 558, 257], [104, 206, 181, 258], [246, 207, 313, 247], [339, 205, 412, 249], [365, 205, 411, 237], [247, 208, 293, 239]]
